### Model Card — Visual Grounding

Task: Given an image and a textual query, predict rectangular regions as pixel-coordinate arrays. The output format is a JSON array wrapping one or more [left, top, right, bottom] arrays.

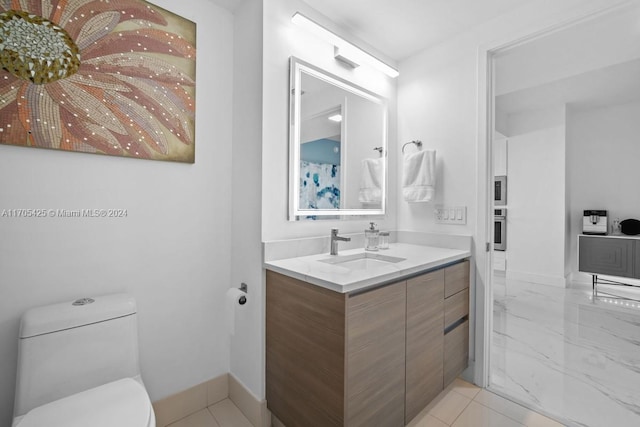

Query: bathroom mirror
[[289, 57, 388, 220]]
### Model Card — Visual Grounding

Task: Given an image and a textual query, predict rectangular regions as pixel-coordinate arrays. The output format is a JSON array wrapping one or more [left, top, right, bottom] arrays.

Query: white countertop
[[264, 243, 471, 293], [579, 233, 640, 240]]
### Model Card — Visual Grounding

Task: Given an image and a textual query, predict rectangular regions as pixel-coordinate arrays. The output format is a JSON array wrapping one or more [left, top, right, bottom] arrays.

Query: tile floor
[[491, 276, 640, 427], [407, 378, 563, 427], [165, 379, 562, 427], [167, 398, 253, 427]]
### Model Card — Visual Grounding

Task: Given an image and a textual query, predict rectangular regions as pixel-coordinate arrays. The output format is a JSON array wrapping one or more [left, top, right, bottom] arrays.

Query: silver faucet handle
[[331, 228, 339, 235]]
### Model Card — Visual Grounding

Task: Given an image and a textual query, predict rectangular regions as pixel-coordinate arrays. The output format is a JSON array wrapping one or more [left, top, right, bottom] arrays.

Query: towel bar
[[402, 140, 422, 153]]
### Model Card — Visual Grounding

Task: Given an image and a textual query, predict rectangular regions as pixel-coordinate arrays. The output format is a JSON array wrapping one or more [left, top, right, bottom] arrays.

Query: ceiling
[[496, 58, 640, 114], [495, 3, 640, 114], [301, 0, 532, 61], [210, 0, 533, 61]]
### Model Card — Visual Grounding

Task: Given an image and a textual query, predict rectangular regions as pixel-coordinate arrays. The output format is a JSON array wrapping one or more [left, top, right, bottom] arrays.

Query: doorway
[[484, 3, 640, 426]]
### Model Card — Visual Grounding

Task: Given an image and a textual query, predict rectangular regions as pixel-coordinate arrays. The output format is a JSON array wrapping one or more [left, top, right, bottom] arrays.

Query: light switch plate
[[434, 205, 467, 224]]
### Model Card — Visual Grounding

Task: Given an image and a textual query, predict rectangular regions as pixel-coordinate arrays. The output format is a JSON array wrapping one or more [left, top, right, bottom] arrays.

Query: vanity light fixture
[[291, 12, 399, 78], [328, 114, 343, 122]]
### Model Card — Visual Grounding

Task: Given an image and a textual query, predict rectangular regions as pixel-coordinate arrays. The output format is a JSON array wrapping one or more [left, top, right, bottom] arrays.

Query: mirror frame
[[288, 57, 388, 220]]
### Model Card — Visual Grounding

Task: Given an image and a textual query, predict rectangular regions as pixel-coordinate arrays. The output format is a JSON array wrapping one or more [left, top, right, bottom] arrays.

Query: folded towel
[[403, 149, 436, 202], [359, 158, 384, 204]]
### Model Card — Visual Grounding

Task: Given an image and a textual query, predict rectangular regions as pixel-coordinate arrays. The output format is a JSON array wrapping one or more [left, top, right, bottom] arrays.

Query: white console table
[[578, 234, 640, 300]]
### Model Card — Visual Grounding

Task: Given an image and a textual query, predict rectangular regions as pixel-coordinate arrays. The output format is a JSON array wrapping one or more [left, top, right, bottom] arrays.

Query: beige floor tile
[[452, 401, 525, 427], [474, 390, 565, 427], [446, 378, 481, 399], [209, 399, 253, 427], [428, 390, 472, 425], [407, 412, 450, 427], [168, 409, 221, 427]]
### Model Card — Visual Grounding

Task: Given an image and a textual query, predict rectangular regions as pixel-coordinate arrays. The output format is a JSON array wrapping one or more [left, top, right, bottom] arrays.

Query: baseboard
[[228, 374, 271, 427], [152, 373, 271, 427], [152, 374, 229, 427], [505, 270, 567, 287]]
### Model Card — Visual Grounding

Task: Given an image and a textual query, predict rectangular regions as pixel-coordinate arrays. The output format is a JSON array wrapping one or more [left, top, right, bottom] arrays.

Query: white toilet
[[12, 294, 155, 427]]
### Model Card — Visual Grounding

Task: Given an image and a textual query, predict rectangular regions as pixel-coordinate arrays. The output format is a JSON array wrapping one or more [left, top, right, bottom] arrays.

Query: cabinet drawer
[[444, 260, 470, 298], [444, 289, 468, 330], [579, 236, 634, 278], [443, 320, 469, 387]]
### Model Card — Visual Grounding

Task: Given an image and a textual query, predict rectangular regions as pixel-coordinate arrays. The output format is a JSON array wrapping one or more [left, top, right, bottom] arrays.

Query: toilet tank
[[14, 294, 141, 417]]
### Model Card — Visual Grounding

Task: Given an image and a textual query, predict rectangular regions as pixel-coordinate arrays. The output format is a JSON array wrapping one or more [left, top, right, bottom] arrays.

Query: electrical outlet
[[434, 205, 467, 224]]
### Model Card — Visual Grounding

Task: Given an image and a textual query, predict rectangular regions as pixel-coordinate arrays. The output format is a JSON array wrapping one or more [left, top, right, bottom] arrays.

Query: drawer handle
[[444, 316, 468, 335]]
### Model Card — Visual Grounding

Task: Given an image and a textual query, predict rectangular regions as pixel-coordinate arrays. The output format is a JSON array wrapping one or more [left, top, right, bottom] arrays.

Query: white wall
[[0, 1, 234, 424], [262, 0, 397, 241], [397, 44, 477, 235], [230, 0, 264, 398], [505, 107, 567, 286], [567, 100, 640, 282]]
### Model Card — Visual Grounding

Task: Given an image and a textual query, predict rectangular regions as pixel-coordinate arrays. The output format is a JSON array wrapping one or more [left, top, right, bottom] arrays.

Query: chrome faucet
[[330, 228, 351, 255]]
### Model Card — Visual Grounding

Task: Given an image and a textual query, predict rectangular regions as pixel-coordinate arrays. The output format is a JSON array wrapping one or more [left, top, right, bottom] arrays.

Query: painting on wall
[[0, 0, 196, 163]]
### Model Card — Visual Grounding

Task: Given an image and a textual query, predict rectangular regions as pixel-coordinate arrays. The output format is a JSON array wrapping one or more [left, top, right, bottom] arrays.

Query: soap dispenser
[[365, 222, 379, 251]]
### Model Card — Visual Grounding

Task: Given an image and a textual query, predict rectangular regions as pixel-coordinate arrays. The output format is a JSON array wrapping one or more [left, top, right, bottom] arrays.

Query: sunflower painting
[[0, 0, 196, 163]]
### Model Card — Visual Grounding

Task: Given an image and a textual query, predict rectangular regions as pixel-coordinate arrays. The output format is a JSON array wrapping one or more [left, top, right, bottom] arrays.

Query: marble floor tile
[[452, 401, 524, 427], [491, 277, 640, 427]]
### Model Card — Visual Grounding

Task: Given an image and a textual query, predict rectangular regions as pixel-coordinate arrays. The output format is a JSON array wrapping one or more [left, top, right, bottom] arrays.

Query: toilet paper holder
[[238, 283, 248, 305]]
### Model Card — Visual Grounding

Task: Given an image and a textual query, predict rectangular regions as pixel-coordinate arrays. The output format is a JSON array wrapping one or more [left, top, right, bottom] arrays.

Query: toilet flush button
[[72, 298, 95, 306]]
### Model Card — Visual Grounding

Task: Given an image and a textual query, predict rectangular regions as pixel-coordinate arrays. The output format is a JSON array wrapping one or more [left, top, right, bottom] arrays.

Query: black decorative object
[[620, 218, 640, 235]]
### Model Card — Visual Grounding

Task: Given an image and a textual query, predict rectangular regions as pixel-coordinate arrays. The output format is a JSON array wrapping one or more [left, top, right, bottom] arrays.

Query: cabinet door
[[636, 241, 640, 279], [405, 270, 444, 424], [444, 320, 469, 386], [266, 271, 346, 427], [346, 282, 406, 427], [579, 236, 634, 278]]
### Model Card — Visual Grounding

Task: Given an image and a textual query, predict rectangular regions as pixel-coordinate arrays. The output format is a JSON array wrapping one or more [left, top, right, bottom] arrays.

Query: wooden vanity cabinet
[[266, 259, 470, 427]]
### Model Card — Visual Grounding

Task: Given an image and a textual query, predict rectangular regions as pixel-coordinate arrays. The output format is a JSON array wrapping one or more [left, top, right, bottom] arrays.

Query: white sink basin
[[319, 252, 406, 270]]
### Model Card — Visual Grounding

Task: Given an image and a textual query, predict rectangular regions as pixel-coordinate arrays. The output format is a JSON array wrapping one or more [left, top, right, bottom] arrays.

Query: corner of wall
[[230, 0, 265, 401]]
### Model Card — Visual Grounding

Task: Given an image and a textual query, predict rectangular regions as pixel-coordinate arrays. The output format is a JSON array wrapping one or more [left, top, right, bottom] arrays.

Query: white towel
[[403, 149, 436, 202], [359, 158, 384, 203]]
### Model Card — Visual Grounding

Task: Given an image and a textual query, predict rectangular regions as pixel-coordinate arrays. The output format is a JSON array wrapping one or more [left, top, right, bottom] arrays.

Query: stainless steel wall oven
[[495, 208, 507, 251], [495, 176, 507, 206]]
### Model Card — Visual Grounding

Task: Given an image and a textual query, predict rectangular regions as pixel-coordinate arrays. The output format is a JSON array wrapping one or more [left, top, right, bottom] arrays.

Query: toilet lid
[[16, 378, 152, 427]]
